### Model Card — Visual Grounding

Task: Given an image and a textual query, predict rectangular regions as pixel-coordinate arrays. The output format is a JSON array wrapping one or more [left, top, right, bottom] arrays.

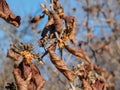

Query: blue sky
[[6, 0, 44, 17]]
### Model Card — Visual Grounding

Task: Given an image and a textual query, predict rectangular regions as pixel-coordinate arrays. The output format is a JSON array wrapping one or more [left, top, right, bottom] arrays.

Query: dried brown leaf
[[0, 0, 21, 27], [82, 79, 106, 90], [14, 67, 29, 90], [48, 44, 75, 82], [64, 16, 75, 33], [31, 64, 45, 90], [82, 79, 92, 90], [69, 17, 76, 44], [14, 63, 45, 90], [63, 15, 76, 44], [51, 12, 63, 33], [65, 45, 91, 64], [91, 80, 106, 90], [41, 17, 54, 38], [30, 15, 44, 23]]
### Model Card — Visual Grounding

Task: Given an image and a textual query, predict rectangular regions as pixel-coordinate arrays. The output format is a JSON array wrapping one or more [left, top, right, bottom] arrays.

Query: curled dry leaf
[[69, 17, 76, 44], [14, 63, 45, 90], [64, 16, 75, 33], [48, 44, 75, 82], [62, 14, 76, 44], [14, 67, 29, 90], [30, 14, 44, 23], [0, 0, 21, 27], [31, 64, 46, 90], [41, 12, 63, 39], [64, 45, 91, 64], [91, 80, 106, 90], [82, 79, 106, 90], [82, 79, 92, 90], [51, 12, 63, 33], [41, 16, 54, 38], [62, 15, 76, 44]]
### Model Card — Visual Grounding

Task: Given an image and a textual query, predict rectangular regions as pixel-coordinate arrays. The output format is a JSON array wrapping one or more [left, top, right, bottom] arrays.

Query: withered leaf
[[14, 67, 29, 90], [14, 63, 45, 90], [64, 45, 91, 64], [64, 16, 75, 33], [82, 79, 92, 90], [30, 14, 44, 23], [91, 80, 106, 90], [31, 64, 46, 90], [51, 12, 63, 33], [82, 79, 106, 90], [68, 17, 76, 44], [0, 0, 21, 27], [41, 16, 55, 38], [63, 15, 76, 44], [48, 44, 75, 82]]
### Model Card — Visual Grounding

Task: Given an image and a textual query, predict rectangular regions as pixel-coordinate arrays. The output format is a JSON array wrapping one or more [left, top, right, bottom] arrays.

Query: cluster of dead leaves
[[14, 63, 45, 90], [0, 0, 21, 27], [5, 0, 110, 90], [34, 0, 78, 83], [73, 63, 106, 90], [30, 0, 77, 46], [7, 42, 45, 90], [34, 0, 108, 89]]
